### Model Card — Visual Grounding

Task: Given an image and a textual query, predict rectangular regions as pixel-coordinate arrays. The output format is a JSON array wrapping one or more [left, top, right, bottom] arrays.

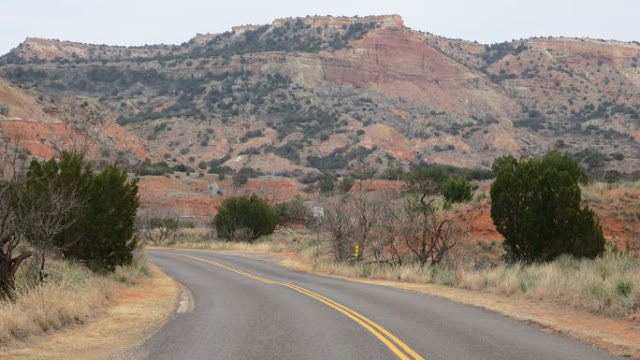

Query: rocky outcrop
[[322, 26, 515, 117], [1, 14, 639, 177]]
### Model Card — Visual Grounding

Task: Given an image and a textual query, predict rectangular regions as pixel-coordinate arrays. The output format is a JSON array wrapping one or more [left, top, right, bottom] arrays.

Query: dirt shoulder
[[0, 265, 180, 360]]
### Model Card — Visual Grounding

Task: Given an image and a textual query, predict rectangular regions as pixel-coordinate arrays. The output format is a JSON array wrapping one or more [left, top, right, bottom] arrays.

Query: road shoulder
[[0, 264, 180, 360]]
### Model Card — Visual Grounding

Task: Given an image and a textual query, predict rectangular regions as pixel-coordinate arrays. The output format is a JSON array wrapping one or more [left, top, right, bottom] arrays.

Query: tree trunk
[[39, 248, 46, 283], [0, 252, 31, 300]]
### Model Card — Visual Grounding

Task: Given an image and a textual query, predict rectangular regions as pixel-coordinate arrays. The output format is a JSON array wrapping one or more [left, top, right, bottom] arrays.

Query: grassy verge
[[309, 253, 640, 319], [0, 257, 151, 345]]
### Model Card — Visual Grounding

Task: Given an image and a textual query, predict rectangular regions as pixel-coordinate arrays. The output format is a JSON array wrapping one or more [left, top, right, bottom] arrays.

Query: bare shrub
[[138, 210, 180, 245], [57, 97, 113, 156], [319, 194, 358, 262]]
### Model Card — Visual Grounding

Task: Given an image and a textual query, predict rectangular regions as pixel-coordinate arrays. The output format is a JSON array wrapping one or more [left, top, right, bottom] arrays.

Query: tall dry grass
[[166, 228, 319, 254], [0, 257, 150, 345], [306, 251, 640, 318]]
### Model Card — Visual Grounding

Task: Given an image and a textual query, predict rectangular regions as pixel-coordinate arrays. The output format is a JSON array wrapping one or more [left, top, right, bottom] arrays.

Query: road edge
[[163, 247, 639, 359], [0, 264, 181, 360], [274, 253, 640, 359]]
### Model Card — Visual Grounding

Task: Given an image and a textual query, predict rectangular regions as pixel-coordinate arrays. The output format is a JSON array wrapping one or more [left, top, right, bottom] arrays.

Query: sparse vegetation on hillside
[[3, 21, 639, 178]]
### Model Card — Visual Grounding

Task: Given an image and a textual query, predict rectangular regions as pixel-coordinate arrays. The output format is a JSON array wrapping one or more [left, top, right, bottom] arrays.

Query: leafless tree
[[256, 186, 279, 206], [349, 177, 383, 262], [0, 136, 30, 299], [138, 209, 180, 245], [398, 186, 467, 267], [56, 97, 113, 157], [376, 179, 476, 268], [15, 181, 79, 283], [377, 190, 406, 265], [319, 194, 358, 262]]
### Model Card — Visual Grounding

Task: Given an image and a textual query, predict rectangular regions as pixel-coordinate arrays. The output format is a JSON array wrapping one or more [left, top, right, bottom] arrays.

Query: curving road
[[140, 249, 621, 360]]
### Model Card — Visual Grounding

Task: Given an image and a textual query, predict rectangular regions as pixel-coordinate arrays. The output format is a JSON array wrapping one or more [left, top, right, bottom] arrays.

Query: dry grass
[[303, 252, 640, 319], [0, 257, 151, 345], [165, 228, 319, 254]]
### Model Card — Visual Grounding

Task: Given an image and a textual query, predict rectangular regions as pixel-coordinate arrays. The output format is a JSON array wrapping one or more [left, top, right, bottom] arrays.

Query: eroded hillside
[[0, 78, 147, 161], [0, 14, 639, 181]]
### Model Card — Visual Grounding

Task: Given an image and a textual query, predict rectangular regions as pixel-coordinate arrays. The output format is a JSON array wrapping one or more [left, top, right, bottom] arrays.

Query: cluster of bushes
[[239, 129, 264, 143], [214, 194, 313, 242], [197, 20, 378, 58], [397, 163, 494, 183], [135, 159, 193, 176], [481, 42, 528, 66], [318, 174, 354, 194], [271, 107, 340, 141], [571, 101, 640, 123], [265, 140, 303, 163], [212, 150, 608, 273], [203, 156, 262, 184], [231, 167, 263, 186], [1, 151, 140, 299], [569, 147, 637, 182], [306, 146, 376, 172]]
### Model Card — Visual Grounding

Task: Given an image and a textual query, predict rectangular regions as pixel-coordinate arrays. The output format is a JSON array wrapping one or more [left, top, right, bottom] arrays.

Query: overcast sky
[[1, 0, 638, 55]]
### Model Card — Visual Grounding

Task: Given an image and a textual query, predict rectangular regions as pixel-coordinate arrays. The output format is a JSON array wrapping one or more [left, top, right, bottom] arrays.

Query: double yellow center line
[[178, 254, 425, 360]]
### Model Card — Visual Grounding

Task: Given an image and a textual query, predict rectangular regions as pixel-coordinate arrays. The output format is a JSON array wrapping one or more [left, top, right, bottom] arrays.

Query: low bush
[[214, 194, 277, 241], [442, 177, 472, 203]]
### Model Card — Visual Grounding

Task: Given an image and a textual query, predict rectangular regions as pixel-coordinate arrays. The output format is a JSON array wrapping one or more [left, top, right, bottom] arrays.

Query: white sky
[[1, 0, 638, 55]]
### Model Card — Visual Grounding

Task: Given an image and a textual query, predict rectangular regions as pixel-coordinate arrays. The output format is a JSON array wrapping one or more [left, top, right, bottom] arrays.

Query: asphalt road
[[141, 249, 622, 360]]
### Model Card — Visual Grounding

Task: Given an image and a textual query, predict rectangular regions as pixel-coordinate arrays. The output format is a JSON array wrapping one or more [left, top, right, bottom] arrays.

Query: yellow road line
[[285, 283, 425, 360], [281, 283, 411, 360], [179, 254, 278, 284], [176, 253, 425, 360]]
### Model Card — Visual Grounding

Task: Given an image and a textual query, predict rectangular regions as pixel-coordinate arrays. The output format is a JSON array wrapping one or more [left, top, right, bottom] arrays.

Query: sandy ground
[[0, 265, 180, 360]]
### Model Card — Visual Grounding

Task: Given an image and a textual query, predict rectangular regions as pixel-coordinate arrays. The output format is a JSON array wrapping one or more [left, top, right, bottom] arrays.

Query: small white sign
[[208, 182, 219, 195], [312, 205, 324, 219]]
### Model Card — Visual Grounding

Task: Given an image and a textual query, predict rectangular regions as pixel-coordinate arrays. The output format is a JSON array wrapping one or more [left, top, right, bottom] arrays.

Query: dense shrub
[[66, 165, 139, 272], [442, 177, 472, 203], [214, 194, 277, 241], [28, 152, 139, 272], [135, 159, 173, 176], [318, 175, 337, 194], [490, 150, 604, 263]]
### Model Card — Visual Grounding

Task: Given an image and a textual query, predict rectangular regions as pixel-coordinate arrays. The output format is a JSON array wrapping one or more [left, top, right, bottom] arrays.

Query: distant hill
[[1, 14, 639, 181]]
